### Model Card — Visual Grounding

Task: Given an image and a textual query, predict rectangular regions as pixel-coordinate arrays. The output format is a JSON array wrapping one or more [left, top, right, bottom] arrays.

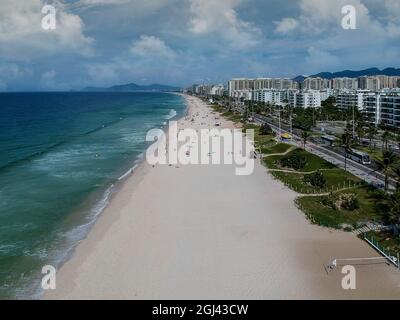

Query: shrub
[[304, 170, 326, 188], [321, 197, 335, 209], [259, 123, 273, 135], [335, 193, 359, 211], [279, 151, 306, 170]]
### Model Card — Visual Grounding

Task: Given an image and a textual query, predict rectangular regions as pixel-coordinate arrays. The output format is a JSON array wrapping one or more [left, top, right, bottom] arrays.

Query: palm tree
[[366, 125, 377, 150], [356, 125, 364, 144], [375, 150, 398, 191], [301, 130, 310, 149], [382, 130, 390, 150], [384, 191, 400, 235], [392, 166, 400, 191], [395, 134, 400, 152], [341, 132, 353, 171]]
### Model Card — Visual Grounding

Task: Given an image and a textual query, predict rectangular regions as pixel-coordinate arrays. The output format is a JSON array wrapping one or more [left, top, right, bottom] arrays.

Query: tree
[[366, 125, 377, 150], [341, 132, 353, 171], [279, 150, 307, 170], [259, 123, 272, 135], [355, 117, 365, 143], [301, 130, 310, 149], [242, 107, 249, 124], [395, 134, 400, 152], [375, 150, 398, 191], [382, 130, 390, 150], [292, 112, 313, 131], [392, 166, 400, 192], [384, 191, 400, 235]]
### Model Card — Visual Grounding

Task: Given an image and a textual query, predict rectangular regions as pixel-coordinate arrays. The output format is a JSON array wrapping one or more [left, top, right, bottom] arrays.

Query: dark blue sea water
[[0, 92, 185, 298]]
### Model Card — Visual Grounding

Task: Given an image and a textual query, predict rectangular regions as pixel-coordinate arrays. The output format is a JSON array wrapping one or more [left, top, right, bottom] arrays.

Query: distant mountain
[[292, 75, 307, 82], [310, 67, 400, 80], [83, 82, 181, 92]]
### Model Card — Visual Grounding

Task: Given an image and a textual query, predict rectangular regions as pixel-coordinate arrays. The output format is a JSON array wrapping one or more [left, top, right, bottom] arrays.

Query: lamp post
[[278, 105, 281, 141]]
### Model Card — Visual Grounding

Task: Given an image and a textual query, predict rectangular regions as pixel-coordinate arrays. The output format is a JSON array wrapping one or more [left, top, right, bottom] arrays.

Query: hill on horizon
[[83, 82, 181, 92], [292, 67, 400, 81]]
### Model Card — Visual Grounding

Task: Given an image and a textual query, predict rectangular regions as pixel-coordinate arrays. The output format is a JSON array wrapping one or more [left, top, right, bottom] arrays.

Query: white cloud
[[76, 0, 128, 5], [383, 0, 400, 22], [129, 35, 176, 59], [87, 63, 119, 82], [0, 0, 94, 60], [0, 63, 31, 90], [69, 0, 130, 10], [40, 70, 56, 84], [188, 0, 260, 49], [274, 0, 400, 37], [40, 69, 69, 90], [306, 47, 340, 69], [274, 18, 299, 34]]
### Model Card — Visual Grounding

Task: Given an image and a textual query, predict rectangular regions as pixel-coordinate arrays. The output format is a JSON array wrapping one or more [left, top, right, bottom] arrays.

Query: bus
[[321, 135, 337, 147], [347, 148, 371, 165]]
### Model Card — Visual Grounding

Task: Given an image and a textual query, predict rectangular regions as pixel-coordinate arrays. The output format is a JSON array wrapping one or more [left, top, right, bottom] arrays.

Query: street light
[[278, 105, 281, 141]]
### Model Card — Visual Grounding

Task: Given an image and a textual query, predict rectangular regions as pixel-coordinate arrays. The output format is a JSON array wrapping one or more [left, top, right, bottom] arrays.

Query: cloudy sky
[[1, 0, 399, 91]]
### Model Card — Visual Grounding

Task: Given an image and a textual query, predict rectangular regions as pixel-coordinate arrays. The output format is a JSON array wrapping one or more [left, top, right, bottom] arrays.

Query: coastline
[[26, 92, 187, 299], [44, 95, 400, 299]]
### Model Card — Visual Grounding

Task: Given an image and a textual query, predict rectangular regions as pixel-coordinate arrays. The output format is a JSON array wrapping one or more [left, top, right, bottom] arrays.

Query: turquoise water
[[0, 92, 185, 298]]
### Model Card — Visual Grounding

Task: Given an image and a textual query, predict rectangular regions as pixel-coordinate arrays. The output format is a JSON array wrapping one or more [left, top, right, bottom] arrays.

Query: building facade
[[363, 90, 400, 128], [289, 90, 322, 108], [336, 90, 369, 111]]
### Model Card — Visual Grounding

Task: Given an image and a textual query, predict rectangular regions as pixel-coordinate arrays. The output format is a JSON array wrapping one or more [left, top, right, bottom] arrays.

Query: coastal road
[[252, 114, 396, 190]]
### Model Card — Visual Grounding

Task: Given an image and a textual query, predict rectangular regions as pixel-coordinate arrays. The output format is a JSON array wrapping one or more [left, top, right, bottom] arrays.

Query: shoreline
[[44, 95, 400, 299], [41, 93, 193, 299], [29, 92, 188, 299]]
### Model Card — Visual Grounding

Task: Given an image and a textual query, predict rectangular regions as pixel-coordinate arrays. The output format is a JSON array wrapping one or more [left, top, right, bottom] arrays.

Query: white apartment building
[[229, 77, 296, 97], [252, 89, 285, 105], [210, 84, 225, 96], [363, 92, 382, 126], [363, 90, 400, 128], [336, 90, 370, 111], [356, 75, 400, 91], [303, 77, 329, 90], [194, 84, 213, 95], [380, 91, 400, 128], [320, 88, 335, 102], [289, 90, 322, 108], [358, 76, 381, 91], [231, 89, 253, 100], [228, 78, 255, 95], [330, 77, 358, 90]]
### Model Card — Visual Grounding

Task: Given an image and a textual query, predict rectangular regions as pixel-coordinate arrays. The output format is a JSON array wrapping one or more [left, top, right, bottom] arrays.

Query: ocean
[[0, 91, 186, 299]]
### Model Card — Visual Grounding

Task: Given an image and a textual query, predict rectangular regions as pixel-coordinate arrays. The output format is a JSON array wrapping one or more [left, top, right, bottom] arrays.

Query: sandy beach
[[44, 95, 400, 299]]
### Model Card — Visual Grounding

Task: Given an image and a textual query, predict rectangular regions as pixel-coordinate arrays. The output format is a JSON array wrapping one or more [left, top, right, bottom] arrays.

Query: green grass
[[264, 148, 336, 172], [262, 147, 362, 196], [270, 168, 362, 195], [209, 105, 243, 123], [242, 123, 277, 150], [261, 143, 292, 155], [296, 186, 385, 230], [222, 111, 242, 123], [209, 104, 225, 113]]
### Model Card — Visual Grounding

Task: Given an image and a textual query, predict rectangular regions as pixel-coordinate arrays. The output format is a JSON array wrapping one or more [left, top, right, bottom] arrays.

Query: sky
[[0, 0, 400, 91]]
